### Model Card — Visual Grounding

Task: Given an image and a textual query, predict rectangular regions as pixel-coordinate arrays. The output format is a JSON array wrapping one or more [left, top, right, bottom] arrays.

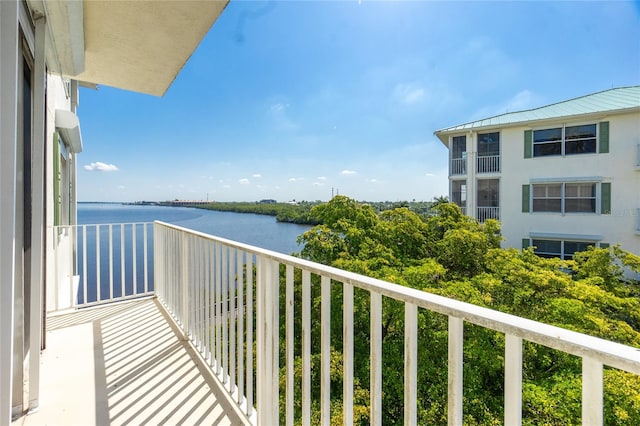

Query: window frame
[[530, 181, 600, 214], [532, 122, 598, 158], [529, 238, 601, 260]]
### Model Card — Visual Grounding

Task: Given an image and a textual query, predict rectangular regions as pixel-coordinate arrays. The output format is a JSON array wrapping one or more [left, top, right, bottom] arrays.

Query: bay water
[[78, 203, 311, 255], [74, 203, 311, 303]]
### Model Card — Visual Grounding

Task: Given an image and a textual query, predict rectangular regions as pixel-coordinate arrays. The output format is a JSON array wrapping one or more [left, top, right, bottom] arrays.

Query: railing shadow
[[86, 298, 246, 425]]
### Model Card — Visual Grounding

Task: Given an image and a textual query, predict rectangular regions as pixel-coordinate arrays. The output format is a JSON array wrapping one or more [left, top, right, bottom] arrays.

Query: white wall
[[499, 111, 640, 254]]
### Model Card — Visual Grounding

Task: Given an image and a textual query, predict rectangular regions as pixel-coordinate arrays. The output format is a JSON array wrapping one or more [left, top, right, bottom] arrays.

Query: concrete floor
[[13, 298, 247, 426]]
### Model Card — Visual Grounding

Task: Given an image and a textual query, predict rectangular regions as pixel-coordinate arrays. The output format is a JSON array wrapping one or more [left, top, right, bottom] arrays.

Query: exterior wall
[[445, 110, 640, 256], [0, 1, 79, 421], [500, 111, 640, 255], [45, 75, 76, 314]]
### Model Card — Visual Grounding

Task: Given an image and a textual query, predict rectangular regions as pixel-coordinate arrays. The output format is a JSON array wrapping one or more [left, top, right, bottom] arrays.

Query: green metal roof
[[434, 86, 640, 141]]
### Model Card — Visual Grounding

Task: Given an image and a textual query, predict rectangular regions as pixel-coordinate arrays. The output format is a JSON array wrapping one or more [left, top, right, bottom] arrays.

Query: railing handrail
[[154, 221, 640, 375]]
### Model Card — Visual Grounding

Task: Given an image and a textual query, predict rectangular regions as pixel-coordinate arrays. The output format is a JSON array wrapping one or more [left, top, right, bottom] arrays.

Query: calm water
[[78, 203, 311, 255]]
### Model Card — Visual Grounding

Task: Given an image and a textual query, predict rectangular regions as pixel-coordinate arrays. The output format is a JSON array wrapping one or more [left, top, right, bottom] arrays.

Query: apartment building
[[435, 86, 640, 258]]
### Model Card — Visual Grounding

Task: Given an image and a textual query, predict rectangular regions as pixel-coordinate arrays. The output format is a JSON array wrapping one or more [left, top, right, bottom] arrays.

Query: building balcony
[[22, 221, 640, 425], [450, 158, 467, 175], [477, 206, 500, 223], [477, 154, 500, 174]]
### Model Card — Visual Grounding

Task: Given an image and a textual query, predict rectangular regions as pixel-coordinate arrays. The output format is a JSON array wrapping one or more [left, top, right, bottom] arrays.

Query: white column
[[0, 1, 19, 423], [27, 15, 47, 412]]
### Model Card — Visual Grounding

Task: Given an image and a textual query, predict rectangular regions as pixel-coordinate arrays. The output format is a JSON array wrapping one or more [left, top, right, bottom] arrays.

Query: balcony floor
[[13, 298, 246, 426]]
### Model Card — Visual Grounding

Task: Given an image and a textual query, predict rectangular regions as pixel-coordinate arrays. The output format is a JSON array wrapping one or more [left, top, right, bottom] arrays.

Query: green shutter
[[53, 132, 60, 226], [522, 238, 531, 249], [601, 182, 611, 214], [522, 184, 530, 212], [599, 243, 610, 249], [524, 130, 532, 158], [599, 121, 609, 153]]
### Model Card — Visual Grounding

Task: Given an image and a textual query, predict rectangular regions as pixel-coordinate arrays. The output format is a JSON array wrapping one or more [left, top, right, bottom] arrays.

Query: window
[[531, 239, 597, 260], [451, 180, 467, 212], [477, 132, 500, 173], [477, 178, 499, 221], [478, 132, 499, 156], [533, 124, 597, 157], [451, 136, 466, 159], [531, 182, 597, 213], [450, 136, 467, 175]]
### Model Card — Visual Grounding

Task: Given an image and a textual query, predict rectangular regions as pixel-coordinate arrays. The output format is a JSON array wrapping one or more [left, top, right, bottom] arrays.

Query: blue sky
[[77, 0, 640, 203]]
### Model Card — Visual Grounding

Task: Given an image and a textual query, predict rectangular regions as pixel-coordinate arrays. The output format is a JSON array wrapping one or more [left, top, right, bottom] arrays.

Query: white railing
[[450, 158, 467, 175], [477, 154, 500, 173], [49, 223, 154, 312], [153, 221, 639, 426], [477, 206, 500, 223]]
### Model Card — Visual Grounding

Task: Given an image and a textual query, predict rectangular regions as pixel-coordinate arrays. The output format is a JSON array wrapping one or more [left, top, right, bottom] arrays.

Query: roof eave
[[434, 105, 640, 146]]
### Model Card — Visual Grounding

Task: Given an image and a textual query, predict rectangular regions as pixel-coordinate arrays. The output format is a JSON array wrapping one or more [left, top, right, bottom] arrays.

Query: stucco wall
[[498, 111, 640, 254]]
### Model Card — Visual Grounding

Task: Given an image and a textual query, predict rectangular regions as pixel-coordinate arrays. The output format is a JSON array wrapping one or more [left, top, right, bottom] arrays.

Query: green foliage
[[194, 201, 323, 224], [287, 196, 639, 425]]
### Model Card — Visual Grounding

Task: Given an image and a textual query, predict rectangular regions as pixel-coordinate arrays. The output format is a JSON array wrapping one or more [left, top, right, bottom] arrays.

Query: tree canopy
[[288, 196, 640, 425]]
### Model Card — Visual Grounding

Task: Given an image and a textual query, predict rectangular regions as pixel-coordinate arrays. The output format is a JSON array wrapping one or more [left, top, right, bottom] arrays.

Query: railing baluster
[[222, 245, 229, 385], [120, 224, 125, 299], [109, 224, 113, 301], [143, 223, 148, 294], [82, 224, 87, 305], [236, 249, 244, 406], [302, 270, 311, 426], [370, 292, 382, 426], [96, 225, 101, 302], [582, 357, 603, 425], [505, 334, 522, 425], [343, 283, 354, 426], [257, 257, 279, 425], [215, 242, 222, 376], [321, 275, 331, 426], [286, 264, 294, 426], [404, 302, 418, 426], [246, 254, 254, 420], [132, 223, 137, 295], [230, 247, 237, 395], [448, 316, 464, 426]]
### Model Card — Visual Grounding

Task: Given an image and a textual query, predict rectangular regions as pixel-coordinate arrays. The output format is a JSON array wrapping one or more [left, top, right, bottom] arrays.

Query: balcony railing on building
[[49, 221, 640, 425], [477, 154, 500, 174], [450, 158, 467, 175], [477, 206, 500, 223]]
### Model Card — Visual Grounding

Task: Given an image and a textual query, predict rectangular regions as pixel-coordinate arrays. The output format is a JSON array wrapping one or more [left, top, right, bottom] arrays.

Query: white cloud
[[117, 185, 126, 190], [288, 177, 305, 182], [223, 185, 231, 189], [313, 181, 325, 187], [317, 176, 327, 180], [252, 173, 262, 178], [424, 172, 435, 177], [503, 89, 540, 112], [341, 170, 357, 175], [367, 178, 378, 183], [393, 83, 425, 105], [84, 162, 119, 172], [239, 178, 250, 185]]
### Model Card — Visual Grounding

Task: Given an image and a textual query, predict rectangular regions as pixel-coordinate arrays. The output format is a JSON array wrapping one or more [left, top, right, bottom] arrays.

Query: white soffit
[[27, 0, 85, 76], [74, 0, 229, 96]]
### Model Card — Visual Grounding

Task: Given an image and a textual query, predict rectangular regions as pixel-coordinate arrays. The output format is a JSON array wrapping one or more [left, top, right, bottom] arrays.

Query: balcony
[[450, 158, 467, 175], [477, 206, 500, 223], [28, 221, 640, 425], [477, 154, 500, 174]]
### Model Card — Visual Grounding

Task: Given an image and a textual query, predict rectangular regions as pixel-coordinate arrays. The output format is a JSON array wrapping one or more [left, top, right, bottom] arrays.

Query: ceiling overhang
[[29, 0, 228, 96]]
